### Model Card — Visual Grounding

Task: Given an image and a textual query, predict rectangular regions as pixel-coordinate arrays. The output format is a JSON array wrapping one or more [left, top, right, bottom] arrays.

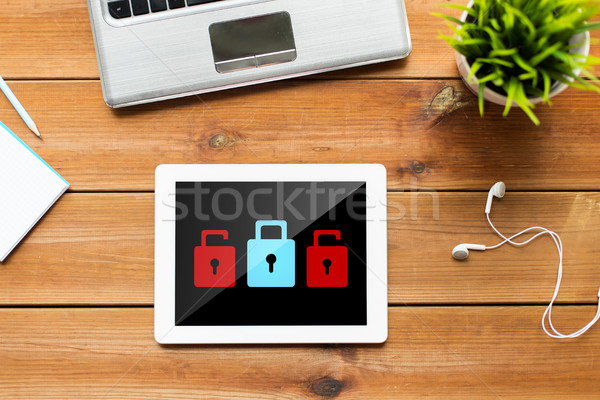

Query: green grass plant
[[434, 0, 600, 125]]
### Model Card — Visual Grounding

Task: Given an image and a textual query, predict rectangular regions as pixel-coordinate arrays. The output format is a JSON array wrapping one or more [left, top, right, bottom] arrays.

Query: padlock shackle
[[313, 230, 341, 246], [201, 230, 229, 246], [255, 220, 287, 240]]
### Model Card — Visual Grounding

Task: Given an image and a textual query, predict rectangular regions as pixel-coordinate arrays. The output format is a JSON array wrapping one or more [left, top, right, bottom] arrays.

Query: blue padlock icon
[[247, 220, 295, 287]]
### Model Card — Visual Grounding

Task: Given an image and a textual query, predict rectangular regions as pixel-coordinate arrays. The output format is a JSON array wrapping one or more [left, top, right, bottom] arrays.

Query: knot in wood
[[310, 378, 343, 397], [411, 160, 426, 175], [427, 85, 457, 116], [209, 133, 228, 149]]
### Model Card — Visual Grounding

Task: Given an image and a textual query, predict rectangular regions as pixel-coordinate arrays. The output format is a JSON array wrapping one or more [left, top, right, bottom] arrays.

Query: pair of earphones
[[453, 182, 600, 339]]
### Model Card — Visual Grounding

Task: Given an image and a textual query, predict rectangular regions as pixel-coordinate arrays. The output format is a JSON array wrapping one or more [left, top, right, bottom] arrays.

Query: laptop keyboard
[[107, 0, 225, 19]]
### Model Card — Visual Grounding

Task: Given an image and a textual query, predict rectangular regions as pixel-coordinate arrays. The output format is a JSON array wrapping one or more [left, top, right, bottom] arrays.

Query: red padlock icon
[[194, 230, 236, 288], [306, 230, 348, 287]]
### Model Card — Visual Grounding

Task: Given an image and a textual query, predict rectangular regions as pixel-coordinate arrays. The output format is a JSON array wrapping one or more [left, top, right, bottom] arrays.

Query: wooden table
[[1, 1, 600, 398]]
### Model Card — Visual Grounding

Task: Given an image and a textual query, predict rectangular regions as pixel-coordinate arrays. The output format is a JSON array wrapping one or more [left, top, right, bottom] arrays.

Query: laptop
[[86, 0, 412, 107], [154, 164, 388, 343]]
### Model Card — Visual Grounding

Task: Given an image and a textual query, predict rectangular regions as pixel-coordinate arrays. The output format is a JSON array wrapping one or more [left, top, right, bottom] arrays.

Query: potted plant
[[434, 0, 600, 125]]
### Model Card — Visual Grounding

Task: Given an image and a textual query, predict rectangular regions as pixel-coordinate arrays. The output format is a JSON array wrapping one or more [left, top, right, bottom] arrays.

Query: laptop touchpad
[[209, 12, 297, 74]]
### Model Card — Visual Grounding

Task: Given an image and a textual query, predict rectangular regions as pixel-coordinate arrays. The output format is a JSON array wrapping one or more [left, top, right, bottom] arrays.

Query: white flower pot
[[455, 2, 591, 107]]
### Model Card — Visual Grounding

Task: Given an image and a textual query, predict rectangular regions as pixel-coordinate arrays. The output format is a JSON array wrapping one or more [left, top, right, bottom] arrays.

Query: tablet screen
[[174, 181, 367, 326]]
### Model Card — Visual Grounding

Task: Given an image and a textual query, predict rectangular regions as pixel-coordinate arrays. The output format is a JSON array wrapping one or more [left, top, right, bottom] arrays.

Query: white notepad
[[0, 122, 69, 262]]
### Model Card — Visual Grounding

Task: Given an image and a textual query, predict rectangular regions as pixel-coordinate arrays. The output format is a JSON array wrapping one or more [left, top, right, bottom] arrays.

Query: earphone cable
[[485, 214, 599, 339]]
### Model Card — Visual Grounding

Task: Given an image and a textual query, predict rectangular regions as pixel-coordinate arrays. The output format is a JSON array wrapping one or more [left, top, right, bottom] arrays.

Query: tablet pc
[[155, 164, 387, 343]]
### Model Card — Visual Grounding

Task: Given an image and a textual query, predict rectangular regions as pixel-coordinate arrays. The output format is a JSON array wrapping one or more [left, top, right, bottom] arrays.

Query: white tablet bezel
[[155, 164, 387, 343]]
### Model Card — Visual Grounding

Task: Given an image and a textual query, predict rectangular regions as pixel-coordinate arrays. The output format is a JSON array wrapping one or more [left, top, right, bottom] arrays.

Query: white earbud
[[452, 243, 486, 260], [485, 181, 506, 214], [452, 181, 600, 339]]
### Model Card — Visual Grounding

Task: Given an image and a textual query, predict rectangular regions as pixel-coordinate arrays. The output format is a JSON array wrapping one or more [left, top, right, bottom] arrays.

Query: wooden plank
[[2, 80, 600, 191], [0, 0, 99, 80], [2, 192, 600, 306], [0, 194, 153, 305], [0, 307, 599, 399], [393, 191, 600, 305], [2, 0, 597, 80]]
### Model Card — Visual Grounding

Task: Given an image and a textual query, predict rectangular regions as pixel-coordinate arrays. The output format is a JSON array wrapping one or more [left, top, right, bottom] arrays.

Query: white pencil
[[0, 76, 41, 139]]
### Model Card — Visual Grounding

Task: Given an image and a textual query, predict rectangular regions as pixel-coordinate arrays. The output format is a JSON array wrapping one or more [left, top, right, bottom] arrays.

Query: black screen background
[[175, 182, 367, 326]]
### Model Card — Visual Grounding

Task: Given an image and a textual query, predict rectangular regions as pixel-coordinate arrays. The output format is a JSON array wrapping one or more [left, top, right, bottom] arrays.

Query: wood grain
[[0, 307, 599, 399], [1, 0, 597, 80], [1, 1, 599, 398], [2, 80, 600, 191], [0, 0, 98, 80], [3, 192, 600, 306]]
